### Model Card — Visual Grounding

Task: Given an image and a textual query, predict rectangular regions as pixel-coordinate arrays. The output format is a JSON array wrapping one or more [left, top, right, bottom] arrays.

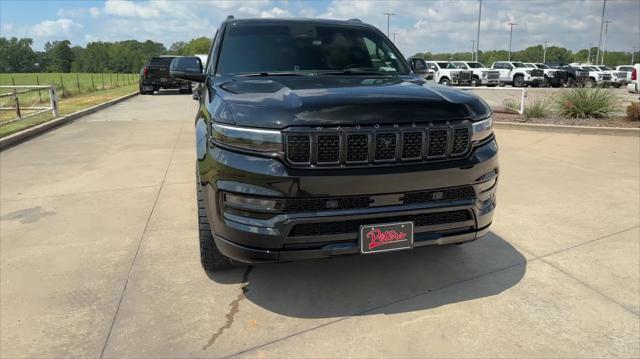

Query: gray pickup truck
[[139, 56, 192, 95]]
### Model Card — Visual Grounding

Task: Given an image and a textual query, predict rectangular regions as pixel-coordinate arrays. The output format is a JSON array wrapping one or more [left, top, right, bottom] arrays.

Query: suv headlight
[[526, 70, 532, 74], [471, 116, 493, 143], [481, 71, 488, 77], [211, 123, 283, 153]]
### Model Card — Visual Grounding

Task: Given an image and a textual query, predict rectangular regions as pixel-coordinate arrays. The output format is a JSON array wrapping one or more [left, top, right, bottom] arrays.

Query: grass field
[[1, 73, 138, 138], [1, 73, 137, 97]]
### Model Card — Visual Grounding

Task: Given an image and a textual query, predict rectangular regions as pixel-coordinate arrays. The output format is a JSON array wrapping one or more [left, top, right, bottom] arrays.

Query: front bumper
[[481, 77, 499, 85], [198, 139, 499, 263]]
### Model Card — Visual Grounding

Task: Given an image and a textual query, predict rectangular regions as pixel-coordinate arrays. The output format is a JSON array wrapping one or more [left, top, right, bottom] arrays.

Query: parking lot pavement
[[1, 92, 638, 358]]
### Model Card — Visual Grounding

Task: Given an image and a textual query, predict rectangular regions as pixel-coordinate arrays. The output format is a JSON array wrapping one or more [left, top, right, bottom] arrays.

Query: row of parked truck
[[408, 57, 635, 89]]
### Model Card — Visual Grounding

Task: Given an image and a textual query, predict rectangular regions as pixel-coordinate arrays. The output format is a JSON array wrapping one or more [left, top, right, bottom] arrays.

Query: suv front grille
[[487, 71, 500, 79], [602, 74, 612, 81], [289, 210, 472, 237], [285, 123, 471, 168], [530, 69, 544, 77]]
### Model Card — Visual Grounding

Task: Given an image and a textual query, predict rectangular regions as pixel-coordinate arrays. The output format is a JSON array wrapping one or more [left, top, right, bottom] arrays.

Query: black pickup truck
[[139, 56, 193, 95], [544, 62, 589, 87]]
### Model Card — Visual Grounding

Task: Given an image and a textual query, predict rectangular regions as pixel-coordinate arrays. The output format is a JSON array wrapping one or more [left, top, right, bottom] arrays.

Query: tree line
[[412, 45, 638, 67], [0, 37, 212, 73], [1, 36, 636, 73]]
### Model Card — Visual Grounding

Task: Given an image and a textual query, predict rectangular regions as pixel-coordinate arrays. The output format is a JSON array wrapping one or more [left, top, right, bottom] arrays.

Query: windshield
[[216, 23, 409, 75], [437, 62, 451, 69], [467, 62, 485, 68], [150, 57, 174, 66], [535, 64, 550, 69], [513, 63, 527, 68], [598, 66, 612, 71], [586, 66, 599, 71], [451, 62, 468, 69]]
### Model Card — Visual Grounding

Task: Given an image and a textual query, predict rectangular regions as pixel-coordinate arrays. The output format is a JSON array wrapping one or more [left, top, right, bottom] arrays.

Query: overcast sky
[[1, 0, 639, 56]]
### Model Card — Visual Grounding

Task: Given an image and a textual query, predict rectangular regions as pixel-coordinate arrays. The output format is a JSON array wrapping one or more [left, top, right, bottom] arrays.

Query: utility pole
[[543, 40, 549, 63], [471, 40, 476, 61], [600, 20, 611, 65], [587, 42, 592, 63], [595, 0, 607, 67], [392, 32, 398, 43], [475, 0, 483, 63], [508, 22, 517, 61], [383, 12, 395, 37], [632, 47, 637, 64]]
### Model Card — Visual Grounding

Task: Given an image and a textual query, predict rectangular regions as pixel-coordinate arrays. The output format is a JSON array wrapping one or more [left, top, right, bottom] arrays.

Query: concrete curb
[[494, 121, 640, 137], [0, 91, 139, 150]]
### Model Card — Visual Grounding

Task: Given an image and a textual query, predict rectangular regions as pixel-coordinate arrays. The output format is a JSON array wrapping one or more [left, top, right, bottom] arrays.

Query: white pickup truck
[[450, 61, 500, 86], [491, 61, 544, 87], [423, 61, 474, 86], [569, 63, 611, 87], [595, 65, 628, 88]]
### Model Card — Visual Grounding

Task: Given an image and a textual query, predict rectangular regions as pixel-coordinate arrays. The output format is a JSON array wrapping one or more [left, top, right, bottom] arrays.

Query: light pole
[[587, 42, 592, 63], [475, 0, 482, 62], [383, 12, 395, 37], [508, 22, 517, 61], [543, 40, 549, 63], [600, 20, 611, 65], [393, 32, 398, 43], [471, 40, 476, 61], [595, 0, 607, 67], [633, 47, 637, 64]]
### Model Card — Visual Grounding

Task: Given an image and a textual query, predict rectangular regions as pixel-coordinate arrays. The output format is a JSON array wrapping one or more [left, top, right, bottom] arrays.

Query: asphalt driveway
[[1, 92, 638, 358]]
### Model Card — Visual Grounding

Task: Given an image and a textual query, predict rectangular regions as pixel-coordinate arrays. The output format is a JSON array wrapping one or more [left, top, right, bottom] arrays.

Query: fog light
[[224, 193, 279, 212], [476, 177, 497, 193]]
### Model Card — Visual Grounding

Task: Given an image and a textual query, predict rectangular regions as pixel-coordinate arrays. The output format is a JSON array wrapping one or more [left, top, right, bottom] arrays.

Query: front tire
[[439, 78, 452, 86], [197, 183, 234, 271], [513, 75, 525, 88]]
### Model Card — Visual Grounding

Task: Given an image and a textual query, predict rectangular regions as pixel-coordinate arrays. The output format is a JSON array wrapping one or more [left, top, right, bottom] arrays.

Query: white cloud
[[260, 7, 293, 18], [89, 7, 101, 17], [56, 8, 86, 18], [32, 19, 83, 37]]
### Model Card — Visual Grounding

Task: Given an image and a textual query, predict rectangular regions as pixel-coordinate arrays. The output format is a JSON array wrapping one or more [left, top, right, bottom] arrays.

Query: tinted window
[[437, 62, 450, 69], [171, 57, 202, 72], [467, 62, 485, 68], [451, 62, 468, 69], [535, 64, 550, 69], [217, 23, 409, 75], [513, 63, 526, 68], [619, 66, 633, 71], [150, 57, 174, 66]]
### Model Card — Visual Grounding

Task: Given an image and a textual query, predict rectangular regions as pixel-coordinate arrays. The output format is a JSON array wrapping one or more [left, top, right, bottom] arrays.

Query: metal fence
[[0, 85, 59, 123]]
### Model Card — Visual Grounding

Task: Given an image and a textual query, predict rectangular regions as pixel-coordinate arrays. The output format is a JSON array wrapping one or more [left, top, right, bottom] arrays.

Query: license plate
[[360, 222, 413, 254], [142, 86, 153, 91]]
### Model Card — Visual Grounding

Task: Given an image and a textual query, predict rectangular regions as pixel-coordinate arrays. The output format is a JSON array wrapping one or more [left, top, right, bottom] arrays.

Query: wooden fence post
[[91, 74, 95, 90], [102, 73, 105, 90], [11, 78, 21, 119], [36, 74, 42, 102], [76, 74, 80, 92], [60, 75, 66, 97]]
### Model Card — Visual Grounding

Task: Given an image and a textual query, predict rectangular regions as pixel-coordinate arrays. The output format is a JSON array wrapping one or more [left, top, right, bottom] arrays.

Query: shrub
[[502, 97, 520, 113], [626, 103, 640, 121], [553, 88, 619, 119], [524, 96, 549, 119]]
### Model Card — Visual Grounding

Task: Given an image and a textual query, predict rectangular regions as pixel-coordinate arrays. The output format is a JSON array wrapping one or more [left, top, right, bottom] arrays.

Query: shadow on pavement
[[207, 232, 526, 318]]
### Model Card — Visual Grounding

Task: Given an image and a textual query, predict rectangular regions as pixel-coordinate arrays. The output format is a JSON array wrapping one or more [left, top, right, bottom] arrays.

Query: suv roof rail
[[347, 18, 362, 23], [226, 15, 235, 20]]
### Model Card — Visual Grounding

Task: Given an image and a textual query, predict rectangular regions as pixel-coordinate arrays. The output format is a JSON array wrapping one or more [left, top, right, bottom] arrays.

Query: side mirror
[[170, 56, 206, 83]]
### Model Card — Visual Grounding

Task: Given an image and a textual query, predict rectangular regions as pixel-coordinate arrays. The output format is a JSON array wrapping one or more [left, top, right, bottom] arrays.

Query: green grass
[[1, 72, 137, 97], [524, 96, 550, 119], [0, 84, 137, 138]]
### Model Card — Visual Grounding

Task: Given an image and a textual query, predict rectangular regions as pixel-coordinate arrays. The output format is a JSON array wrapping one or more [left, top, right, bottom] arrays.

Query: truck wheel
[[564, 78, 574, 87], [439, 78, 451, 86], [197, 182, 234, 271], [513, 75, 525, 88], [586, 79, 596, 88], [471, 77, 480, 87], [498, 82, 506, 87]]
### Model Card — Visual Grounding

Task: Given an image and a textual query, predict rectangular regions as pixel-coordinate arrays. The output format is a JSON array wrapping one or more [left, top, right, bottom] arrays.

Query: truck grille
[[487, 71, 500, 79], [285, 123, 471, 167], [459, 71, 473, 81], [602, 74, 612, 81], [289, 210, 472, 237], [530, 69, 543, 77], [282, 185, 476, 213], [553, 71, 567, 80]]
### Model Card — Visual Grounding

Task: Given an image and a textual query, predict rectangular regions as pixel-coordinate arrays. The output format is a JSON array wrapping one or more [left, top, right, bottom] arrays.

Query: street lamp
[[471, 40, 476, 61], [393, 32, 398, 43], [543, 40, 549, 63], [595, 0, 607, 67], [383, 12, 395, 37], [600, 20, 612, 65], [632, 47, 637, 65], [508, 22, 517, 61], [475, 0, 483, 62]]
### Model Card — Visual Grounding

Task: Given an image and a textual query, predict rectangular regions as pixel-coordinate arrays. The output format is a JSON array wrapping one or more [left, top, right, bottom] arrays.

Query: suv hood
[[213, 76, 490, 129]]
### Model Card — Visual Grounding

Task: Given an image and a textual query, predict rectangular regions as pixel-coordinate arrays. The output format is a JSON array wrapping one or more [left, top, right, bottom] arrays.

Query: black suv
[[170, 17, 499, 270]]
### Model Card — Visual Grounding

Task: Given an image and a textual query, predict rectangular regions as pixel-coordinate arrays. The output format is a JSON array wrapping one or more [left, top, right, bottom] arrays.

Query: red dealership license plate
[[360, 222, 414, 254]]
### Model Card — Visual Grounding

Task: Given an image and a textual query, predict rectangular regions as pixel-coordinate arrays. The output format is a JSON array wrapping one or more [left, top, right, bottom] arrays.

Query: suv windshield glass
[[535, 64, 550, 69], [512, 63, 527, 68], [437, 62, 451, 69], [467, 62, 485, 68], [216, 23, 409, 75], [451, 62, 468, 69]]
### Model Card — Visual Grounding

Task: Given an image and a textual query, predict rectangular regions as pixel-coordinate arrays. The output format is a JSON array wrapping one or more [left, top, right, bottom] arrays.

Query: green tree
[[179, 37, 212, 55], [0, 37, 37, 72], [44, 40, 74, 72]]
